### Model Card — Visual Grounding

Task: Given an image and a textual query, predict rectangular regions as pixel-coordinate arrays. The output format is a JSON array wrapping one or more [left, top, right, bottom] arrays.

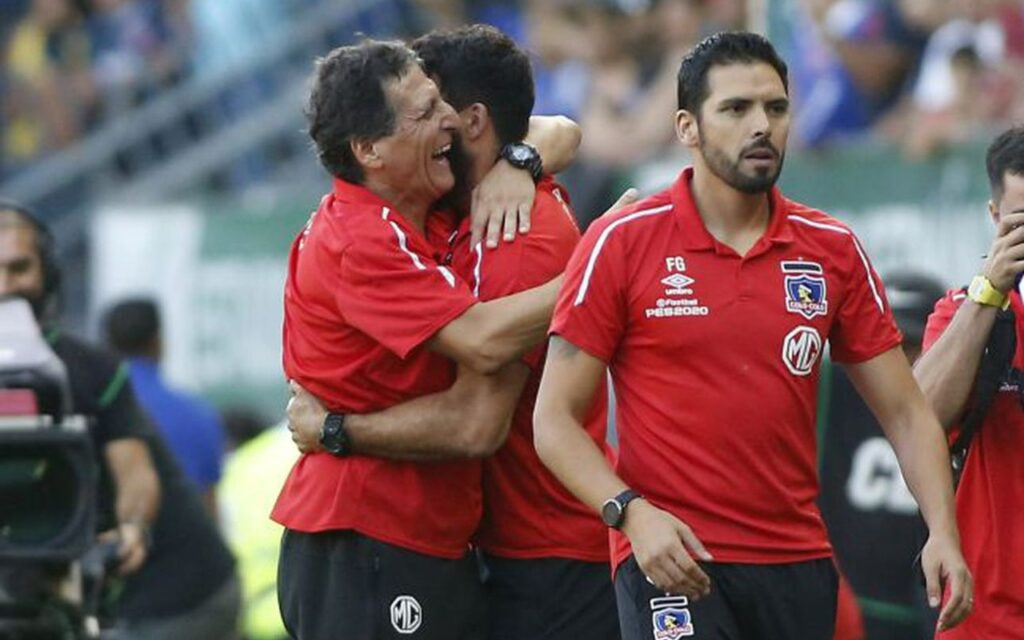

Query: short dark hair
[[986, 125, 1024, 200], [306, 40, 420, 183], [411, 24, 533, 146], [677, 31, 789, 115], [103, 298, 160, 356]]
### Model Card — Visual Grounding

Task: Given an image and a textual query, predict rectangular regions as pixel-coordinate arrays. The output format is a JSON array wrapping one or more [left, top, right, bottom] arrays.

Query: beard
[[434, 133, 473, 218], [700, 134, 785, 195]]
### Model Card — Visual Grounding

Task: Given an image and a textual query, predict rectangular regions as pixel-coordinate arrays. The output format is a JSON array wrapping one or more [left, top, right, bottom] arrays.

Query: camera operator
[[913, 126, 1024, 639], [0, 202, 239, 639]]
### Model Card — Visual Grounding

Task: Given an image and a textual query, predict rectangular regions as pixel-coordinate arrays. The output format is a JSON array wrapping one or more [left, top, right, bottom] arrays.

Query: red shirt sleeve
[[548, 213, 629, 363], [921, 289, 965, 353], [472, 181, 581, 369], [828, 233, 903, 363], [336, 224, 477, 359]]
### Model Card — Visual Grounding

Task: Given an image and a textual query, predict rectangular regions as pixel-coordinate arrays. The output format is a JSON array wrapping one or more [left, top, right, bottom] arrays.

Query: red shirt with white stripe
[[446, 177, 612, 562], [923, 289, 1024, 640], [271, 179, 481, 559], [549, 168, 901, 567]]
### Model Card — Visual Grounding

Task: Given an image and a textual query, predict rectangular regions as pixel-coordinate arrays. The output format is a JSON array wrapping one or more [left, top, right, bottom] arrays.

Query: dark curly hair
[[306, 40, 421, 183], [677, 31, 788, 117], [411, 24, 533, 146], [986, 125, 1024, 200]]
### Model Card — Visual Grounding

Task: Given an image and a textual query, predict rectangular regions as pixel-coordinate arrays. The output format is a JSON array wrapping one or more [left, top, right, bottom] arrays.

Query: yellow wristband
[[967, 275, 1010, 309]]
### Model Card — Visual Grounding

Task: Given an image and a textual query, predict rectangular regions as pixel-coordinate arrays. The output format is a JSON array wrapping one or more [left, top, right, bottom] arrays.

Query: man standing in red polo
[[534, 32, 972, 640], [273, 40, 572, 640]]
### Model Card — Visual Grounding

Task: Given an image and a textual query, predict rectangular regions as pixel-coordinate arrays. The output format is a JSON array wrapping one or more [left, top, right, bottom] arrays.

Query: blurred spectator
[[818, 272, 948, 640], [87, 0, 182, 113], [788, 0, 928, 146], [103, 297, 227, 519], [218, 422, 297, 640], [578, 0, 700, 168], [890, 0, 1021, 157], [2, 0, 97, 168]]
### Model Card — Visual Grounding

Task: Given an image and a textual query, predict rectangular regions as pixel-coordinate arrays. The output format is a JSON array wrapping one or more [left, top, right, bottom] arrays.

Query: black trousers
[[278, 529, 485, 640], [482, 554, 620, 640], [615, 556, 838, 640]]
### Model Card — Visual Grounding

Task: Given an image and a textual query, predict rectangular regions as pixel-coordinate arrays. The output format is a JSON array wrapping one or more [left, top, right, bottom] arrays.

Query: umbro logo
[[661, 273, 694, 295]]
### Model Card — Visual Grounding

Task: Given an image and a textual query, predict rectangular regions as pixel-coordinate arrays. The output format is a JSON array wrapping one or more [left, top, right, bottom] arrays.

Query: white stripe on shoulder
[[472, 243, 483, 297], [952, 292, 967, 302], [382, 207, 427, 271], [437, 265, 456, 288], [574, 204, 673, 306], [788, 214, 884, 314]]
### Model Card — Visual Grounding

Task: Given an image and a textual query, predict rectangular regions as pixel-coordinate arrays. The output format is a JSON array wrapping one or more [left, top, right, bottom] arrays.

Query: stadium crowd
[[4, 0, 1024, 182]]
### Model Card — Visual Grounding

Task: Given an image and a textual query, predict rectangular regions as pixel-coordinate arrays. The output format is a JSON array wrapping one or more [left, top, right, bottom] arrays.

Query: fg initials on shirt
[[645, 256, 709, 318]]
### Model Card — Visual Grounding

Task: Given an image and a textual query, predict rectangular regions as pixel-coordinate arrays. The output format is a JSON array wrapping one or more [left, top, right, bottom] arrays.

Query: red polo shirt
[[550, 168, 901, 568], [271, 179, 481, 559], [924, 289, 1024, 640], [445, 177, 611, 561]]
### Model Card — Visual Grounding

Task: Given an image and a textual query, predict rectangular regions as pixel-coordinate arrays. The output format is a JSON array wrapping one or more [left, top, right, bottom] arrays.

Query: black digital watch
[[319, 413, 351, 457], [499, 142, 543, 183]]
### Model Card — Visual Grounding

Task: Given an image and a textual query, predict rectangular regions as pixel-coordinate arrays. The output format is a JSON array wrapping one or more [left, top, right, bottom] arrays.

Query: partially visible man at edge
[[0, 203, 240, 639], [914, 125, 1024, 640], [533, 31, 971, 640], [285, 25, 622, 640], [271, 38, 597, 640]]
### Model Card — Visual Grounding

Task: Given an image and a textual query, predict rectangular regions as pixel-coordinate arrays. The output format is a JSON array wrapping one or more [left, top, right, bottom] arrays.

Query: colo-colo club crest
[[782, 261, 828, 320]]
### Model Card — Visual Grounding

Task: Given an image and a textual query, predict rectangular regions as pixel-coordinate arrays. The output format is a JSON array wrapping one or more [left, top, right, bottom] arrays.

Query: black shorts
[[614, 555, 837, 640], [482, 554, 620, 640], [278, 529, 485, 640]]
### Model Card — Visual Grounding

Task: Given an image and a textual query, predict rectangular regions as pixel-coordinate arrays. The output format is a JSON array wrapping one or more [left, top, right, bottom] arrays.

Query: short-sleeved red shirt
[[550, 168, 901, 568], [271, 179, 481, 559], [923, 289, 1024, 640], [444, 177, 611, 562]]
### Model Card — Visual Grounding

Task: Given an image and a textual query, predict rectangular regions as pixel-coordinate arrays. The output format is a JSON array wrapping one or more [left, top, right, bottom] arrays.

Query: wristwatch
[[499, 142, 543, 183], [601, 489, 643, 529], [319, 413, 351, 457], [967, 275, 1009, 309]]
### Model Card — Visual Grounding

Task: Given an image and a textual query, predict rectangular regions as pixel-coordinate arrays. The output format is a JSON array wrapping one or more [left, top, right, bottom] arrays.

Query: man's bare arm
[[433, 187, 641, 374], [289, 361, 531, 460], [913, 301, 996, 427], [428, 276, 563, 374], [527, 115, 581, 175], [844, 347, 972, 630], [914, 211, 1024, 426], [533, 336, 711, 599], [104, 438, 160, 574]]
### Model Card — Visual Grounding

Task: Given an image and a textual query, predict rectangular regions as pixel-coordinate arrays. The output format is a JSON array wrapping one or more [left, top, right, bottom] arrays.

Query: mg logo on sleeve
[[390, 595, 422, 634], [782, 326, 822, 376]]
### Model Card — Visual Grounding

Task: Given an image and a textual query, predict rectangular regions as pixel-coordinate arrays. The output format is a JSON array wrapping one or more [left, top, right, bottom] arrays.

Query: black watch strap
[[319, 413, 350, 457], [602, 489, 642, 529], [499, 142, 543, 183]]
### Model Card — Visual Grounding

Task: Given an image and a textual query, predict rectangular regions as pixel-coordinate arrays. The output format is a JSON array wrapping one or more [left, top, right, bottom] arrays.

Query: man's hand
[[99, 521, 148, 575], [471, 158, 535, 249], [622, 499, 713, 599], [982, 210, 1024, 293], [921, 532, 973, 631], [287, 380, 328, 454]]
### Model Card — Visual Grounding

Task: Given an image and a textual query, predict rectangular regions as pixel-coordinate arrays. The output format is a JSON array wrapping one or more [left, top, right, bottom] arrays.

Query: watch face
[[601, 499, 622, 528], [511, 146, 530, 162]]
